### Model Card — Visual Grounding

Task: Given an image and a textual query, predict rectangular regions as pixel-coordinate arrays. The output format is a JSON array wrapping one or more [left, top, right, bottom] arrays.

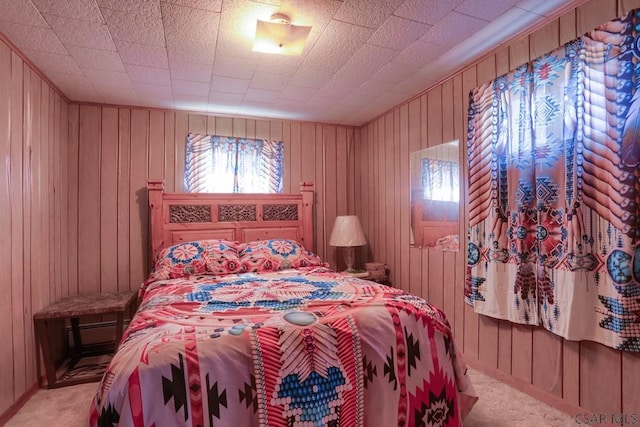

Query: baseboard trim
[[0, 381, 39, 426], [465, 358, 584, 417]]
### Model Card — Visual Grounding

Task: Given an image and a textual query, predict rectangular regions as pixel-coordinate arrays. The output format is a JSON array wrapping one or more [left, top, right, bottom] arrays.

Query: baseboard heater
[[66, 319, 132, 348]]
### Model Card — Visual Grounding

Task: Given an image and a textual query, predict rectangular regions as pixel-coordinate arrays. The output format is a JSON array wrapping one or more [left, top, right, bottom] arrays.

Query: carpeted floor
[[6, 368, 576, 426]]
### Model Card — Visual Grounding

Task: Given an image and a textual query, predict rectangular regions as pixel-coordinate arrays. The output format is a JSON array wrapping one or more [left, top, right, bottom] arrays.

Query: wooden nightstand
[[33, 290, 137, 388], [345, 270, 391, 286]]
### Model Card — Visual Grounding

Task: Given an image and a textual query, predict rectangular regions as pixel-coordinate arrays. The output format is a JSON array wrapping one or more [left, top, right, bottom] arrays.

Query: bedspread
[[89, 267, 476, 427]]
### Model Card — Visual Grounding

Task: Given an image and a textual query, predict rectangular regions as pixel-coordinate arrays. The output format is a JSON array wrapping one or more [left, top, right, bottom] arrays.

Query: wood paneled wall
[[67, 107, 358, 294], [355, 0, 640, 416], [3, 0, 640, 420], [0, 38, 70, 418]]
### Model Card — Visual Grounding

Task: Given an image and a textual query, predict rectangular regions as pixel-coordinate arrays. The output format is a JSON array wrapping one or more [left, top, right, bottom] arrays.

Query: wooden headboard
[[148, 180, 315, 260]]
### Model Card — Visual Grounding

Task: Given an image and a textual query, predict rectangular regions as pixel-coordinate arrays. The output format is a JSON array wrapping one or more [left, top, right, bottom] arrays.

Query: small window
[[185, 134, 284, 193], [421, 159, 459, 202]]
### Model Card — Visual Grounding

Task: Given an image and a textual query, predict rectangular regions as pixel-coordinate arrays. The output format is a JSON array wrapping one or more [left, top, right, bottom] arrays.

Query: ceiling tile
[[421, 11, 489, 47], [32, 0, 104, 23], [163, 0, 223, 12], [66, 45, 126, 71], [352, 79, 388, 96], [82, 68, 132, 86], [212, 55, 257, 80], [46, 71, 97, 99], [208, 91, 244, 104], [21, 49, 83, 75], [317, 80, 354, 101], [172, 79, 210, 95], [331, 43, 399, 86], [166, 39, 216, 64], [271, 99, 309, 116], [257, 54, 304, 76], [395, 0, 464, 25], [250, 72, 290, 91], [333, 0, 404, 29], [174, 93, 209, 110], [132, 82, 173, 97], [214, 33, 254, 59], [44, 14, 116, 50], [0, 21, 68, 54], [371, 61, 420, 83], [279, 85, 318, 102], [126, 64, 171, 85], [244, 87, 280, 103], [301, 20, 374, 73], [368, 15, 431, 51], [96, 0, 162, 17], [394, 40, 448, 66], [114, 40, 169, 68], [210, 75, 250, 94], [101, 7, 165, 47], [283, 0, 343, 29], [162, 2, 219, 45], [169, 60, 213, 82], [0, 0, 49, 27], [137, 95, 175, 109], [455, 0, 521, 21], [307, 95, 340, 110], [289, 67, 333, 89]]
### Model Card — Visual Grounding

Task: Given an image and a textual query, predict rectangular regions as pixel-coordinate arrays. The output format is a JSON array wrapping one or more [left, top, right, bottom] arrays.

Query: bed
[[89, 180, 476, 426]]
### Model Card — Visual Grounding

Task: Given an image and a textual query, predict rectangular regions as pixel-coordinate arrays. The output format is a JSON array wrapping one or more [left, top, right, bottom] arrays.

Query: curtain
[[185, 134, 284, 193], [466, 10, 640, 352], [421, 159, 460, 202]]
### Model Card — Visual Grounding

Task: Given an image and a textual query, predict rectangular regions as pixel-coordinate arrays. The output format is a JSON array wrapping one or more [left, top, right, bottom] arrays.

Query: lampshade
[[329, 215, 366, 247], [252, 13, 311, 56]]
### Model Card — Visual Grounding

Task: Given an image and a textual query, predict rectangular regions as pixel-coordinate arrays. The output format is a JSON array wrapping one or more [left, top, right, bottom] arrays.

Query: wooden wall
[[3, 0, 640, 420], [0, 38, 70, 419], [67, 107, 359, 294], [355, 0, 640, 416]]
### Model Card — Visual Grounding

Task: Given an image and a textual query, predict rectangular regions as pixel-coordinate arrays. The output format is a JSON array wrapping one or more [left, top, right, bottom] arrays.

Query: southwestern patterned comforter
[[89, 240, 476, 427]]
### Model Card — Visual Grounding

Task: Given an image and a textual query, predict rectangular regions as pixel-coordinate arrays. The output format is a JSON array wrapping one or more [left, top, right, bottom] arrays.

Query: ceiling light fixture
[[252, 12, 311, 56]]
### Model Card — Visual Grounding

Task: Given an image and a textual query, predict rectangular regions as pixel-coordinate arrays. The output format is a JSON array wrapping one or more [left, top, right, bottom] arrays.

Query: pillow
[[147, 239, 243, 282], [239, 239, 328, 273]]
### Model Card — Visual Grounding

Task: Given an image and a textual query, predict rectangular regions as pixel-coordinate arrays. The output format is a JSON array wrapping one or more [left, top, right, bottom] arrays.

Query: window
[[185, 133, 284, 193], [421, 159, 459, 202]]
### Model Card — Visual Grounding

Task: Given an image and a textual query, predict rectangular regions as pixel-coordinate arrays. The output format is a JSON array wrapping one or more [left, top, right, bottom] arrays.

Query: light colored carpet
[[6, 368, 575, 426]]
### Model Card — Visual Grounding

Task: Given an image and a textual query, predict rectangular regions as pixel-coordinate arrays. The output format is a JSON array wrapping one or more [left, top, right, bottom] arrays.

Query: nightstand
[[33, 290, 137, 388], [345, 270, 391, 286]]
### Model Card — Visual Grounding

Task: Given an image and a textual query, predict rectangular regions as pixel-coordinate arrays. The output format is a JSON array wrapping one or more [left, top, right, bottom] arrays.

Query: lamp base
[[343, 246, 356, 272]]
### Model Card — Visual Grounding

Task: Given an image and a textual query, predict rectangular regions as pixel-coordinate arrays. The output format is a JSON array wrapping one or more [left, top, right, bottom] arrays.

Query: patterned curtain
[[466, 10, 640, 352], [421, 159, 459, 202], [185, 134, 284, 193]]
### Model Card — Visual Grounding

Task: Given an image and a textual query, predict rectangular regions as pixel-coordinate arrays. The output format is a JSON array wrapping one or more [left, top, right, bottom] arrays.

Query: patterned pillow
[[147, 239, 243, 282], [239, 239, 328, 273], [201, 239, 245, 276]]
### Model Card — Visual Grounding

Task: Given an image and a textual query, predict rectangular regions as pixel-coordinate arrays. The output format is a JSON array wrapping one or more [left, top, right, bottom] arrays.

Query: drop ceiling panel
[[101, 7, 165, 47], [32, 0, 104, 23], [0, 0, 589, 125], [44, 14, 115, 50], [67, 45, 126, 72], [0, 21, 67, 53]]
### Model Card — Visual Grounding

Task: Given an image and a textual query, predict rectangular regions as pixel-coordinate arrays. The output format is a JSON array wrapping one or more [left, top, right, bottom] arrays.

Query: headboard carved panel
[[218, 205, 257, 222], [263, 204, 299, 221], [169, 205, 212, 223], [148, 180, 315, 260]]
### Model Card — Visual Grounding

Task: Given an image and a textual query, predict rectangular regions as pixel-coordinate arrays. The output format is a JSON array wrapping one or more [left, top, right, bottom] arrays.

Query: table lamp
[[328, 215, 366, 272]]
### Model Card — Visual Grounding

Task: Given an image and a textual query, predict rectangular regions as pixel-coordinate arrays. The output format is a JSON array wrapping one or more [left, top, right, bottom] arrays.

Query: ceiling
[[0, 0, 586, 126]]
